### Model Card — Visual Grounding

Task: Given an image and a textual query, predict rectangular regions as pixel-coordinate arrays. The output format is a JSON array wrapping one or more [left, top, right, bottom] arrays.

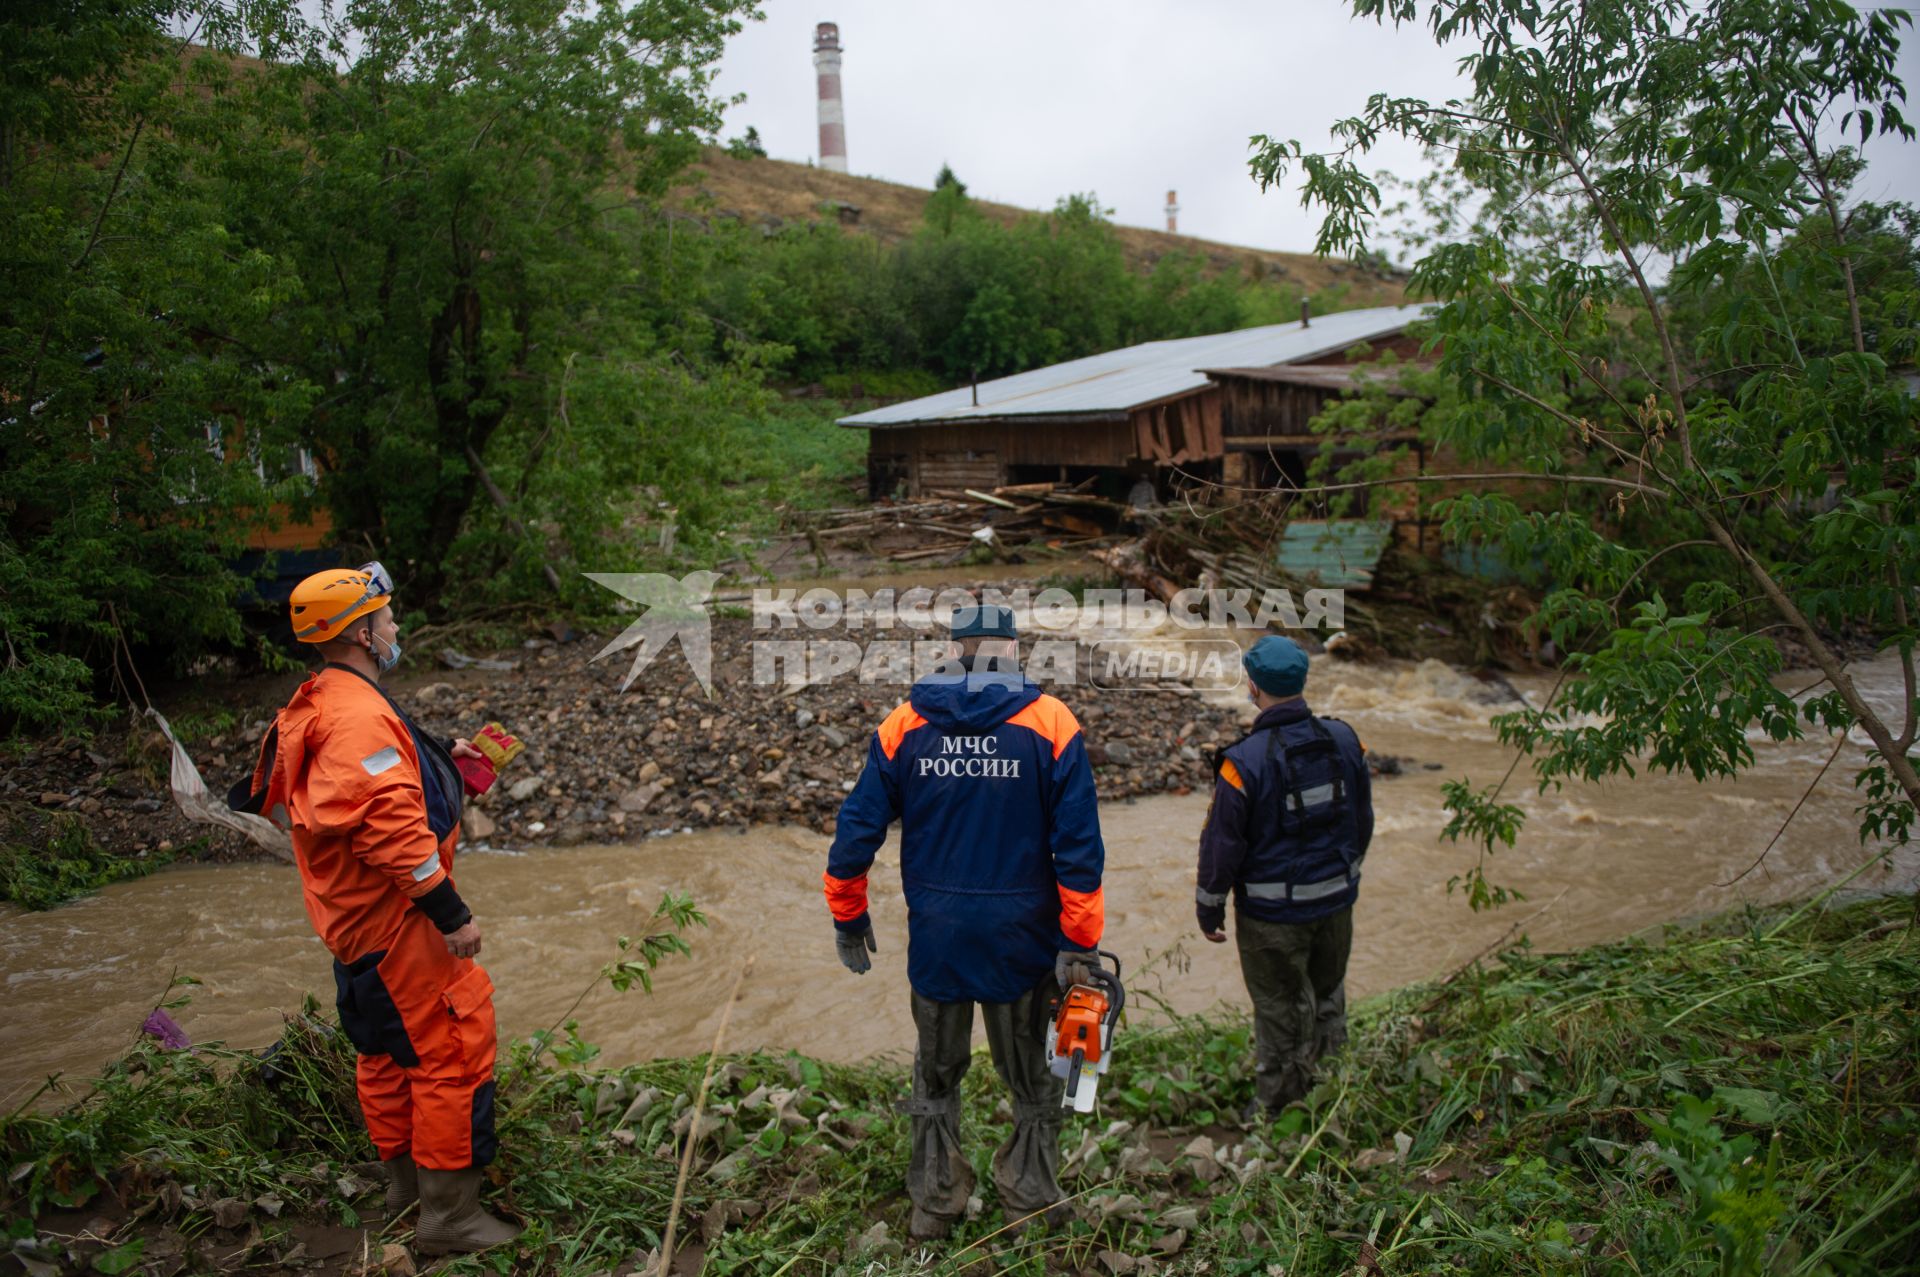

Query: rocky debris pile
[[0, 731, 231, 866], [416, 615, 1247, 848], [1, 615, 1248, 866]]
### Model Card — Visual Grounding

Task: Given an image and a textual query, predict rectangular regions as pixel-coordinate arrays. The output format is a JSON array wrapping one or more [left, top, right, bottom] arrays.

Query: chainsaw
[[1046, 949, 1125, 1113]]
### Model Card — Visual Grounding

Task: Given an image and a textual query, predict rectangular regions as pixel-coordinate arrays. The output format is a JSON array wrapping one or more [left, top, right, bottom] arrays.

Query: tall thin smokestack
[[1165, 189, 1179, 234], [814, 22, 847, 173]]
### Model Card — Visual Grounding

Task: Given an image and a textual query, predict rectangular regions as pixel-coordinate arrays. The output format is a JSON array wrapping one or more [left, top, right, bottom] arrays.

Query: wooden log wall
[[1218, 380, 1339, 442], [866, 419, 1138, 496]]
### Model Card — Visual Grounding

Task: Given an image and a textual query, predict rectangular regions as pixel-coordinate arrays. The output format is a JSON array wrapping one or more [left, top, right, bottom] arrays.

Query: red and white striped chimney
[[814, 22, 847, 173], [1166, 189, 1180, 234]]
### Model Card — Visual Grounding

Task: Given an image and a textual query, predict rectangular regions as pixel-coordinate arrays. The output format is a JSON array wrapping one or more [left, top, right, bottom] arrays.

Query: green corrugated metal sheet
[[1442, 544, 1547, 587], [1275, 520, 1392, 589]]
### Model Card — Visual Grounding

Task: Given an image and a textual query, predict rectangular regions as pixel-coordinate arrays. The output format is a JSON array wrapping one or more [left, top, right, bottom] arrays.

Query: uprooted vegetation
[[3, 895, 1915, 1275]]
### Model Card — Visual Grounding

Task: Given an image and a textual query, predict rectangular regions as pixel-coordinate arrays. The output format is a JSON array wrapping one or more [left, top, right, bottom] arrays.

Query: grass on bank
[[3, 894, 1916, 1275], [0, 812, 186, 911]]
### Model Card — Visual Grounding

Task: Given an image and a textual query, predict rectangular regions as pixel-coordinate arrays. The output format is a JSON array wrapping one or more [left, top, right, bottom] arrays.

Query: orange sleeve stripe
[[1219, 758, 1246, 792], [823, 870, 870, 921], [1007, 695, 1081, 759], [875, 702, 929, 760], [1058, 884, 1104, 948]]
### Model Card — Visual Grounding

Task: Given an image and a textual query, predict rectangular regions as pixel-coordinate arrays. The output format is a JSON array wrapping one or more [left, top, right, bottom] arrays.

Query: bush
[[0, 813, 181, 910]]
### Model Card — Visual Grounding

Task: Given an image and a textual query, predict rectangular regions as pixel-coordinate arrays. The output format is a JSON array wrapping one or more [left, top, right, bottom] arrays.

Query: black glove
[[836, 924, 877, 975], [1196, 902, 1226, 935], [1055, 948, 1094, 991]]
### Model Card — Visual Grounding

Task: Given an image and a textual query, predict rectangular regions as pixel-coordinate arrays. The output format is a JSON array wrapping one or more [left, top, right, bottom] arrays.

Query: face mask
[[371, 630, 403, 673]]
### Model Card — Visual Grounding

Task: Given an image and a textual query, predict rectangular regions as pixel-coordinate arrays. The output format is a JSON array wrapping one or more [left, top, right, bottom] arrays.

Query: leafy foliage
[[0, 0, 1369, 730], [696, 185, 1343, 385], [227, 0, 758, 605], [0, 813, 182, 910], [606, 892, 706, 995], [0, 0, 316, 731], [4, 896, 1914, 1273], [1253, 0, 1920, 879]]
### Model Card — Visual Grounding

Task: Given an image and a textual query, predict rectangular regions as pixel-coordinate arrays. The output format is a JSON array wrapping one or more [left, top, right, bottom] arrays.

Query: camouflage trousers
[[902, 978, 1065, 1227], [1234, 906, 1352, 1110]]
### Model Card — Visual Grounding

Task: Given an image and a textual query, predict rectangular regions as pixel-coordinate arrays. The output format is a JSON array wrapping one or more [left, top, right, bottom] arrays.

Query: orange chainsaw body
[[1047, 951, 1124, 1111], [1052, 985, 1110, 1067]]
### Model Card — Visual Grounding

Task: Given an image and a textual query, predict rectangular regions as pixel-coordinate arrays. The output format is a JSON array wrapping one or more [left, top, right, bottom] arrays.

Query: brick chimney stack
[[814, 23, 847, 173]]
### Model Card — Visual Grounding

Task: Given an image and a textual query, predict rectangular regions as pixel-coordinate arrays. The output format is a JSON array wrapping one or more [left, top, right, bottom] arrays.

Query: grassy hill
[[673, 148, 1410, 306]]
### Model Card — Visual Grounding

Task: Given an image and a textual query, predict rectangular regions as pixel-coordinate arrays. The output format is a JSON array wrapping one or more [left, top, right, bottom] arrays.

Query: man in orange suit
[[232, 563, 519, 1255]]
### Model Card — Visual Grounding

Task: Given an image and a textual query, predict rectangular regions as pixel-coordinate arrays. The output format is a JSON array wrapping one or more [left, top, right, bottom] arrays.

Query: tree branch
[[1610, 540, 1719, 609], [71, 116, 146, 273], [1718, 730, 1848, 887], [1562, 147, 1696, 468], [466, 444, 563, 595], [1203, 470, 1670, 499]]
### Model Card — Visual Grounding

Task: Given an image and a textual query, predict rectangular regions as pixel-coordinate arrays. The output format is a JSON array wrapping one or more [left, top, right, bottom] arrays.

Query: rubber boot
[[1002, 1200, 1074, 1239], [414, 1167, 522, 1255], [382, 1153, 418, 1215], [909, 1205, 957, 1242]]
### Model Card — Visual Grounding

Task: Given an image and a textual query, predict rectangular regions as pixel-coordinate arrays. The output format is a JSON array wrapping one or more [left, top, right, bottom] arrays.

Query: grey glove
[[1055, 949, 1093, 991], [836, 924, 878, 975]]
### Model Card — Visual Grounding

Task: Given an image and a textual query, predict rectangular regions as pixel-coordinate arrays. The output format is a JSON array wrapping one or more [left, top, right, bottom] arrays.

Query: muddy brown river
[[3, 653, 1913, 1109]]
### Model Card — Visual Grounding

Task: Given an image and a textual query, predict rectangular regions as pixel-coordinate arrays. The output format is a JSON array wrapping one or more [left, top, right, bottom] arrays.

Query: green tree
[[226, 0, 756, 604], [0, 0, 313, 730], [726, 124, 766, 159], [934, 162, 967, 196], [1251, 0, 1919, 899]]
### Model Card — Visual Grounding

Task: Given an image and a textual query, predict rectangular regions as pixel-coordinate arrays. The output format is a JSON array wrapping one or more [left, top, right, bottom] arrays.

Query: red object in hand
[[456, 722, 524, 797], [456, 754, 499, 797]]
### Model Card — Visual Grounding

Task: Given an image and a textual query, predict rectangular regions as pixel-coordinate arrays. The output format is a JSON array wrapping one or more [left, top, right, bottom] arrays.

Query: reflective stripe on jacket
[[1195, 699, 1372, 924], [825, 669, 1105, 1003], [239, 666, 462, 963]]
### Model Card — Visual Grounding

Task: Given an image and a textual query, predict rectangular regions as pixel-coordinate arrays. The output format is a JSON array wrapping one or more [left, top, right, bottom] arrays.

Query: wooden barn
[[1200, 362, 1428, 513], [840, 304, 1433, 499]]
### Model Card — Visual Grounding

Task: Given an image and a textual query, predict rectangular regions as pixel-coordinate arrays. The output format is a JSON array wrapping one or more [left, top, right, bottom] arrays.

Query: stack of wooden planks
[[785, 481, 1134, 561]]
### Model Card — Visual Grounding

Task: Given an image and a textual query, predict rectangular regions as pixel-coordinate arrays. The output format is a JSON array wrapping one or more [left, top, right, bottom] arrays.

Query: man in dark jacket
[[1195, 635, 1372, 1117], [824, 604, 1105, 1240]]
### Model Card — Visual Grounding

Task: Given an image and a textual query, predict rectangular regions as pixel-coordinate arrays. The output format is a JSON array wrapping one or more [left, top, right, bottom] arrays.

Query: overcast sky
[[711, 0, 1920, 258]]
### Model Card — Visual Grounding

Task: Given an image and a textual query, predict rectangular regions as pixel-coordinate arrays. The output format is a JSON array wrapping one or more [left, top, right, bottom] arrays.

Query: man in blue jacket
[[824, 604, 1105, 1241], [1195, 635, 1372, 1117]]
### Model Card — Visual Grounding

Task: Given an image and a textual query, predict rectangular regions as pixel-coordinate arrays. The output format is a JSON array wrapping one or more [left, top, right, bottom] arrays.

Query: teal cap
[[1244, 635, 1309, 696], [950, 603, 1017, 641]]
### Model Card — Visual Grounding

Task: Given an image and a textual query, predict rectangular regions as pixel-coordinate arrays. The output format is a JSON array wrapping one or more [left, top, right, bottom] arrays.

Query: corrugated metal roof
[[839, 304, 1434, 429], [1198, 363, 1427, 396]]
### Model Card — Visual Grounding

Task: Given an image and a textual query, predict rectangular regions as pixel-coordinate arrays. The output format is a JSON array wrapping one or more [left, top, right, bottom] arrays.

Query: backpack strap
[[1211, 720, 1275, 779], [226, 723, 281, 817]]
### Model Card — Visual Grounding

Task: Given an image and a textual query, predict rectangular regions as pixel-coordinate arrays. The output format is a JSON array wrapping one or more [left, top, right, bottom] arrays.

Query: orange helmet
[[289, 562, 393, 643]]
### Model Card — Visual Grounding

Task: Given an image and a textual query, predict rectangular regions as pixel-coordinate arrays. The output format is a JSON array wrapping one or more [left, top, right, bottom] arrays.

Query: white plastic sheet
[[147, 708, 293, 863]]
